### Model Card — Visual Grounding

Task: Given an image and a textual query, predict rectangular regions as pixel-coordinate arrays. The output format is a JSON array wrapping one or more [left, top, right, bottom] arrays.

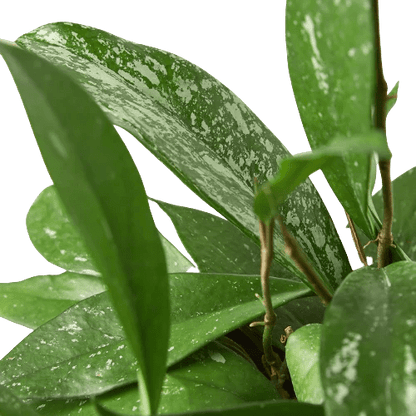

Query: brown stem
[[345, 211, 368, 267], [259, 220, 276, 328], [254, 217, 289, 398], [372, 0, 394, 268], [277, 215, 332, 305], [377, 160, 394, 268]]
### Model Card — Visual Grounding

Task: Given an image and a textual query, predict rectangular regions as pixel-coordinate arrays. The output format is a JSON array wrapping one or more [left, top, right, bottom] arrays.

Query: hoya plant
[[0, 1, 414, 415]]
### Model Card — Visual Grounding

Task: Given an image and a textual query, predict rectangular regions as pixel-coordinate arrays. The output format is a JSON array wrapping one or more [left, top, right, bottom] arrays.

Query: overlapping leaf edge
[[15, 21, 352, 290]]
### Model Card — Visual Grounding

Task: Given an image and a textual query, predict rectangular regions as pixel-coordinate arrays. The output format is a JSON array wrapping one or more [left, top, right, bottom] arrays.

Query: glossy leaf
[[95, 339, 277, 413], [0, 40, 169, 414], [364, 167, 416, 263], [98, 340, 277, 414], [254, 131, 391, 225], [0, 274, 311, 399], [0, 190, 192, 329], [320, 262, 416, 415], [286, 0, 378, 238], [2, 188, 136, 330], [0, 271, 106, 328], [286, 323, 324, 404], [16, 22, 351, 291]]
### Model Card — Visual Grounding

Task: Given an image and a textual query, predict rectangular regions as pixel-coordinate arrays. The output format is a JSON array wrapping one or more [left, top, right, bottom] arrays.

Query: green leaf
[[320, 262, 416, 415], [0, 386, 41, 416], [0, 274, 311, 399], [286, 323, 324, 404], [29, 397, 325, 416], [88, 340, 278, 414], [16, 22, 351, 293], [151, 198, 296, 279], [286, 0, 379, 238], [254, 131, 391, 224], [0, 40, 169, 414], [357, 166, 416, 264], [0, 271, 106, 329], [4, 193, 221, 331], [98, 340, 277, 414], [27, 185, 193, 274]]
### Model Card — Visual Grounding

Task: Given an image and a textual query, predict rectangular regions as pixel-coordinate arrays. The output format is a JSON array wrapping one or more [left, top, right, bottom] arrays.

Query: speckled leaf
[[254, 131, 390, 227], [0, 185, 192, 329], [0, 40, 169, 414], [0, 386, 41, 416], [0, 271, 106, 329], [27, 185, 192, 274], [361, 167, 416, 264], [151, 198, 296, 279], [34, 339, 277, 414], [98, 340, 277, 414], [286, 323, 324, 404], [286, 0, 379, 238], [0, 274, 311, 399], [16, 22, 351, 292], [320, 262, 416, 415]]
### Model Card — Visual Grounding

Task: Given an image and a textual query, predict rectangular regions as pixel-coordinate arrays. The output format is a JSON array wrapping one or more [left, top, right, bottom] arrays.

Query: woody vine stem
[[347, 1, 394, 268], [372, 0, 394, 269], [250, 0, 394, 399]]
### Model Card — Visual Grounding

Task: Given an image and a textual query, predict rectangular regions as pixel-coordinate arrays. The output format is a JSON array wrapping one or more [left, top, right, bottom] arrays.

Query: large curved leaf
[[320, 262, 416, 415], [37, 339, 277, 415], [286, 0, 378, 238], [7, 185, 201, 331], [97, 340, 277, 414], [0, 274, 311, 399], [0, 39, 169, 414], [16, 22, 351, 289]]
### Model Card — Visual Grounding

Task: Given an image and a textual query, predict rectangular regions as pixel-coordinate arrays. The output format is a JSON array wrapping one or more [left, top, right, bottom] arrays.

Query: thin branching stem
[[277, 215, 332, 305], [372, 0, 394, 268], [253, 177, 289, 397], [345, 211, 368, 267]]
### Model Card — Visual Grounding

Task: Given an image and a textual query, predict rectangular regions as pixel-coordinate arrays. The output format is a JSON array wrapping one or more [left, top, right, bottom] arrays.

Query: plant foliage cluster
[[0, 1, 415, 415]]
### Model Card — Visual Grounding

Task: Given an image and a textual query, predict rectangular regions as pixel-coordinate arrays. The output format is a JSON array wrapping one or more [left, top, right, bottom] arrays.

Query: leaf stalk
[[252, 178, 290, 398], [277, 216, 332, 306], [346, 211, 368, 267]]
